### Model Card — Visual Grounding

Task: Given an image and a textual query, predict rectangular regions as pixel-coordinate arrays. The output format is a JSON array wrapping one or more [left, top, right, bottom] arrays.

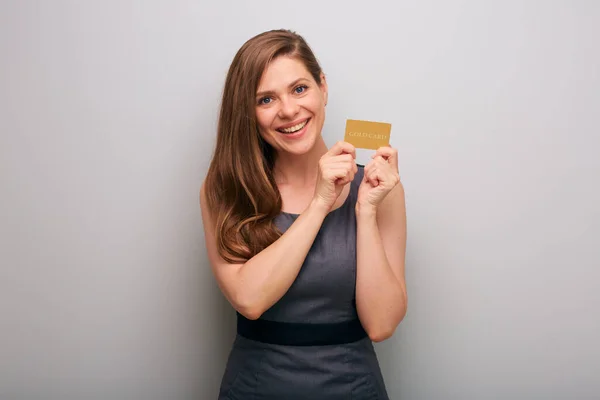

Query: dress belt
[[236, 312, 368, 346]]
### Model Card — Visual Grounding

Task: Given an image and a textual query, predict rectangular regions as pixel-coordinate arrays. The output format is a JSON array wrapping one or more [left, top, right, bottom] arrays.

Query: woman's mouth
[[276, 118, 310, 135]]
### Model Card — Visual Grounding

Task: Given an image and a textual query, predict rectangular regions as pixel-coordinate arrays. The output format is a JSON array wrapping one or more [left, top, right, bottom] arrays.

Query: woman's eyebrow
[[256, 78, 308, 98]]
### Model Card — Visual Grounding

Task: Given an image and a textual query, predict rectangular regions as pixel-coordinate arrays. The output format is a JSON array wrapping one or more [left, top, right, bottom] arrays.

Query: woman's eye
[[259, 97, 272, 105], [295, 85, 308, 94]]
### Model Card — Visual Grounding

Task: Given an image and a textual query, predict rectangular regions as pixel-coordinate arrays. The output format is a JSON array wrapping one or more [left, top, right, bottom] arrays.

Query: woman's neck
[[273, 137, 328, 188]]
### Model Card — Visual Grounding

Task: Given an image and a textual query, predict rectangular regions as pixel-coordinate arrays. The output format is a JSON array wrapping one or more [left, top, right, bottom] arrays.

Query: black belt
[[236, 313, 368, 346]]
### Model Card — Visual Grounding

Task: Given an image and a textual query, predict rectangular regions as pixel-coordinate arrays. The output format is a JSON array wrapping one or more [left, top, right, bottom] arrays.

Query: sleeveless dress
[[217, 165, 390, 400]]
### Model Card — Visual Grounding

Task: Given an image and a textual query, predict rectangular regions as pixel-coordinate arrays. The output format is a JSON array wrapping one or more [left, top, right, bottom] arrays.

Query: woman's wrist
[[355, 202, 377, 219], [307, 197, 331, 219]]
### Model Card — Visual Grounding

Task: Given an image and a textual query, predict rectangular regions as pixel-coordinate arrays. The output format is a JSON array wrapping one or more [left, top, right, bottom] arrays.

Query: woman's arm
[[200, 141, 357, 320], [355, 148, 408, 342], [201, 186, 329, 320]]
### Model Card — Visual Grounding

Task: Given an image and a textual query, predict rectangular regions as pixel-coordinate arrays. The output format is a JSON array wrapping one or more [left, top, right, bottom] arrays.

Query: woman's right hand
[[312, 141, 357, 211]]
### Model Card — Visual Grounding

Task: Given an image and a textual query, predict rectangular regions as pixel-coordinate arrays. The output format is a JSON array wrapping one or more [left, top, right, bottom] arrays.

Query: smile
[[277, 119, 310, 134]]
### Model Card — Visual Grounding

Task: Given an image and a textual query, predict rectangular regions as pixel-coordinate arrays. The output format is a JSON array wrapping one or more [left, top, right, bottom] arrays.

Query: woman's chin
[[268, 129, 318, 155], [281, 134, 319, 156]]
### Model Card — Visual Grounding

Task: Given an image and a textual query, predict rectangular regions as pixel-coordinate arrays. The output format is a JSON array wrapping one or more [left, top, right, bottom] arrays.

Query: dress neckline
[[279, 164, 361, 218]]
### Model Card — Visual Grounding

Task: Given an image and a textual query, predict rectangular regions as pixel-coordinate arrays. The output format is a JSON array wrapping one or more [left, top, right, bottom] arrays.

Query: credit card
[[344, 119, 391, 150]]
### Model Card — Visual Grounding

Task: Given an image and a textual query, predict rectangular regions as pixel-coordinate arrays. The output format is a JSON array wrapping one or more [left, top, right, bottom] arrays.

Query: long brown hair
[[204, 29, 324, 263]]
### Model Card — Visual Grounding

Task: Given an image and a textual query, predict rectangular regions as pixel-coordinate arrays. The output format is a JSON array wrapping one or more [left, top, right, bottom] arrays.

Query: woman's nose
[[278, 96, 299, 119]]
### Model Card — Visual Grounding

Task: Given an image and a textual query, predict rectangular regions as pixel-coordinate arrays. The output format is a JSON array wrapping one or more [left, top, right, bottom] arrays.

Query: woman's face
[[254, 56, 328, 156]]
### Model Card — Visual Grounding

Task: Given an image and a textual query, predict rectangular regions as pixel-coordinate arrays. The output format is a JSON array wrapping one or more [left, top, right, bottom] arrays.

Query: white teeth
[[279, 120, 307, 133]]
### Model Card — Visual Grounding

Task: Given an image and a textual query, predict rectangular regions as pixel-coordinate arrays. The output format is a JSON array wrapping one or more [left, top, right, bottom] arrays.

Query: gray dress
[[218, 165, 390, 400]]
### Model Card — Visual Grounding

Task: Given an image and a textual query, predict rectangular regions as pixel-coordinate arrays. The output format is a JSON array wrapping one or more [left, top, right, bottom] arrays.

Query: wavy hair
[[203, 29, 324, 263]]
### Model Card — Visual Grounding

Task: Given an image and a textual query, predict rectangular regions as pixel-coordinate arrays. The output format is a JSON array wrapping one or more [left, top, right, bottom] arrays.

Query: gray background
[[1, 1, 598, 399]]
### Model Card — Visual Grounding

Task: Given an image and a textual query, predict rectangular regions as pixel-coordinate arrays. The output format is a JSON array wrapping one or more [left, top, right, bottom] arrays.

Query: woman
[[200, 29, 407, 400]]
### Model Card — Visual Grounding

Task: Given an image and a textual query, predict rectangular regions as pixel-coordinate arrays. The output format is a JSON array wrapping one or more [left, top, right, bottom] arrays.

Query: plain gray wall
[[1, 1, 598, 399]]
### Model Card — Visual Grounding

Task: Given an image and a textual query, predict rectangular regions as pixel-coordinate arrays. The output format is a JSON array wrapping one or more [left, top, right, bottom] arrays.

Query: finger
[[324, 157, 356, 174], [364, 161, 373, 176], [327, 153, 354, 164], [372, 154, 397, 174], [335, 166, 355, 184], [372, 146, 395, 159], [325, 167, 352, 181], [372, 146, 398, 170], [365, 166, 380, 187], [372, 166, 400, 188], [338, 169, 355, 185], [362, 166, 370, 182], [319, 154, 352, 173], [329, 141, 356, 159], [374, 156, 390, 169], [364, 160, 378, 181]]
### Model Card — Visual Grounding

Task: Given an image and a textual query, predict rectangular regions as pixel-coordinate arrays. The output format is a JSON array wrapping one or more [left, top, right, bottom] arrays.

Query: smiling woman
[[200, 29, 407, 400], [255, 56, 326, 156]]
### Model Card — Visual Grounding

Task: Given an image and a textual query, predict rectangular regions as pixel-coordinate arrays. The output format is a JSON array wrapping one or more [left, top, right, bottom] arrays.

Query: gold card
[[344, 119, 391, 150]]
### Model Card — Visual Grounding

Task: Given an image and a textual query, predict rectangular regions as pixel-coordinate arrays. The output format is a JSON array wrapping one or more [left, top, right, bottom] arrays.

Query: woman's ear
[[320, 73, 328, 105]]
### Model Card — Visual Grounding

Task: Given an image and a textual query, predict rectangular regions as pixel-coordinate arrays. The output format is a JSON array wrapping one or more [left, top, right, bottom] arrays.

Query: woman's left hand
[[357, 146, 401, 212]]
